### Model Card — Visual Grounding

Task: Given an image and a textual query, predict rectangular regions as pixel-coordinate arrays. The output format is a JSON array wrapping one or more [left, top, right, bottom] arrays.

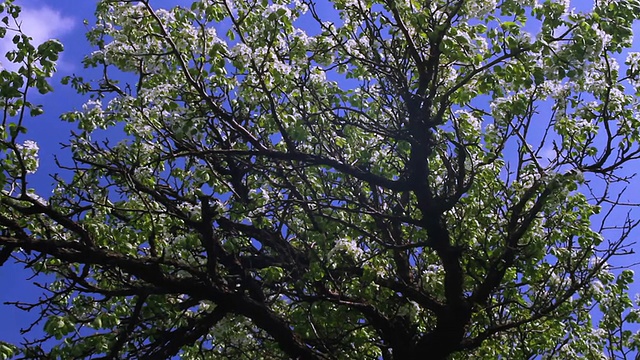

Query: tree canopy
[[2, 0, 640, 358]]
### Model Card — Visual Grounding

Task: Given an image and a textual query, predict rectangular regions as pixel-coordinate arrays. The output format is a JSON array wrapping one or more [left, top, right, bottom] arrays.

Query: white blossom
[[591, 328, 607, 338], [263, 4, 290, 18], [19, 139, 38, 151], [421, 264, 443, 291], [309, 68, 327, 84], [16, 140, 40, 174], [553, 0, 571, 14], [292, 0, 309, 13], [489, 97, 510, 120], [329, 238, 363, 262], [591, 280, 605, 295], [626, 52, 640, 88], [343, 38, 360, 56], [179, 201, 202, 221], [455, 110, 481, 132], [82, 99, 102, 113], [292, 28, 313, 47], [464, 0, 497, 17], [591, 23, 612, 50], [539, 80, 569, 98], [273, 61, 292, 76]]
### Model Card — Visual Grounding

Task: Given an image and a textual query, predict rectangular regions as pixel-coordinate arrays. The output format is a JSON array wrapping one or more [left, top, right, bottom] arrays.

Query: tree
[[1, 0, 640, 358]]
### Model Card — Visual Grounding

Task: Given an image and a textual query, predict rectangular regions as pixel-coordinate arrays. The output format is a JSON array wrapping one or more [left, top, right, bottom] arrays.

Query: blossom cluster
[[16, 139, 40, 174], [328, 238, 364, 264]]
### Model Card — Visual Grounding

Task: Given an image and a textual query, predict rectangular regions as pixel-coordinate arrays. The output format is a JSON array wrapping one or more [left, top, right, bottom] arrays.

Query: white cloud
[[0, 5, 74, 70]]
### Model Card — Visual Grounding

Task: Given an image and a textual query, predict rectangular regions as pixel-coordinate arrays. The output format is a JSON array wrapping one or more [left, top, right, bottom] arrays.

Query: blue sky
[[0, 0, 93, 346], [0, 0, 95, 342], [0, 0, 207, 347], [1, 0, 640, 353]]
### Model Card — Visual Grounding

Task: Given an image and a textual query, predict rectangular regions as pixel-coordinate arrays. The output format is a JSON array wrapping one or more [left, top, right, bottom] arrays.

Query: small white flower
[[273, 61, 292, 76], [455, 110, 482, 132], [230, 43, 252, 60], [292, 0, 309, 13], [464, 0, 497, 17], [16, 140, 40, 174], [591, 280, 605, 295], [20, 140, 39, 151], [292, 28, 312, 47], [263, 4, 290, 18], [309, 68, 326, 84], [329, 238, 363, 262]]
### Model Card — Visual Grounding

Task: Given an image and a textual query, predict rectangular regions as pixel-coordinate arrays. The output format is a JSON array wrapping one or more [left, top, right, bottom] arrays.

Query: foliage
[[1, 0, 640, 358]]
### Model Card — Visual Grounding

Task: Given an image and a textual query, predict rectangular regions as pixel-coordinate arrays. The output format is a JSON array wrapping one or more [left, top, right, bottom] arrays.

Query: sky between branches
[[2, 0, 640, 349]]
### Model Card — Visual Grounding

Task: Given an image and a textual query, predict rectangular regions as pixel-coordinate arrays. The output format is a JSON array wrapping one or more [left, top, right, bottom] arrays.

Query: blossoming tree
[[2, 0, 640, 358]]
